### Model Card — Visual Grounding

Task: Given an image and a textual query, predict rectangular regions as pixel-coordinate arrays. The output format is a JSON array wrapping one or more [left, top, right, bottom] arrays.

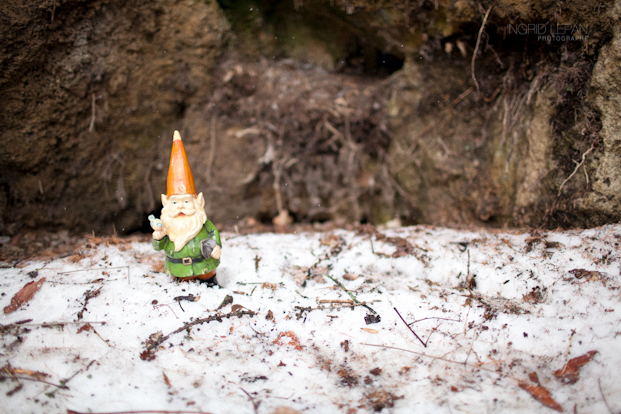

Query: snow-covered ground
[[1, 224, 620, 414]]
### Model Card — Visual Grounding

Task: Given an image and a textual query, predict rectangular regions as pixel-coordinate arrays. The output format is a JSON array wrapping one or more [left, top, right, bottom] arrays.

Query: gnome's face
[[161, 193, 207, 251]]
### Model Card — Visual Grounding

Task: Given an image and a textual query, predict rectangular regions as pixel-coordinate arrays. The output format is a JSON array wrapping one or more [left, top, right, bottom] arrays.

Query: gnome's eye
[[184, 201, 189, 204]]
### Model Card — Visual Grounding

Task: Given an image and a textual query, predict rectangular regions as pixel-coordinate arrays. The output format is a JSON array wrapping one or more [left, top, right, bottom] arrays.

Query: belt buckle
[[182, 257, 192, 265]]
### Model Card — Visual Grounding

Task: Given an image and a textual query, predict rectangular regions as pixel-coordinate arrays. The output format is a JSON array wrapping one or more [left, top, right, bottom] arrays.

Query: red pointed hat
[[166, 130, 197, 196]]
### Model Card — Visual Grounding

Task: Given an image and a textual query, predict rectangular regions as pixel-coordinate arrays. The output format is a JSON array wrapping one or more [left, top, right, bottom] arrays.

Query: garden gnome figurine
[[149, 130, 221, 285]]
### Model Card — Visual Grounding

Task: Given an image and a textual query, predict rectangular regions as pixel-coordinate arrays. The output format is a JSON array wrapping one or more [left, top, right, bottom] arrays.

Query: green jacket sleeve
[[205, 220, 221, 247], [152, 236, 168, 251]]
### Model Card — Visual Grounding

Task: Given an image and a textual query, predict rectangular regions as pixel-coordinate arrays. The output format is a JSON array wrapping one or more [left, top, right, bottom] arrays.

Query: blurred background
[[1, 0, 619, 237]]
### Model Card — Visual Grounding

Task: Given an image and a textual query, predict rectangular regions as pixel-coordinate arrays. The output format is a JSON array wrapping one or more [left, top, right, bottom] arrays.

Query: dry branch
[[144, 309, 257, 352], [394, 307, 427, 348]]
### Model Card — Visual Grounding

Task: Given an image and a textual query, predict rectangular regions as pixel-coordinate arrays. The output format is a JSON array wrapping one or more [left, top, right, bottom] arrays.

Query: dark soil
[[0, 0, 618, 237]]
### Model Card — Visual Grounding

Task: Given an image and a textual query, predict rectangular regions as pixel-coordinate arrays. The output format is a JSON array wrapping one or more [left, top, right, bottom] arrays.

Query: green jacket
[[152, 220, 221, 278]]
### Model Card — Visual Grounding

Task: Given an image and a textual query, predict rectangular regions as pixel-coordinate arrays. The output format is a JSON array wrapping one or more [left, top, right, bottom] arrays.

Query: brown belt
[[167, 255, 206, 265]]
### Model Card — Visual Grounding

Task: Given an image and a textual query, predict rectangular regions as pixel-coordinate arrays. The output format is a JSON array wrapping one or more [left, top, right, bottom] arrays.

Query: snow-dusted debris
[[1, 224, 620, 414]]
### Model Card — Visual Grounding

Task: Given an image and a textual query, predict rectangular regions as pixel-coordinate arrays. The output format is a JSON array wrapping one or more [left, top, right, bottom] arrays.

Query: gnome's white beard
[[161, 204, 207, 252]]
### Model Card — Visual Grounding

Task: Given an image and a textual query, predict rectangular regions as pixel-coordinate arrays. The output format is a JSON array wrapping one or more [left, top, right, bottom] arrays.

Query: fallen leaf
[[343, 273, 358, 281], [272, 407, 302, 414], [139, 350, 156, 361], [231, 304, 243, 312], [77, 323, 92, 334], [528, 371, 539, 384], [151, 262, 165, 273], [554, 351, 597, 384], [569, 269, 604, 281], [518, 382, 563, 412], [3, 277, 46, 314], [273, 331, 303, 350], [360, 328, 378, 334], [163, 372, 172, 388]]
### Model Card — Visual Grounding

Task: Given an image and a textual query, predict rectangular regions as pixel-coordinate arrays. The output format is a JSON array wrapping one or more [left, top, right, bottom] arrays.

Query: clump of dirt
[[362, 389, 403, 412], [181, 54, 392, 225]]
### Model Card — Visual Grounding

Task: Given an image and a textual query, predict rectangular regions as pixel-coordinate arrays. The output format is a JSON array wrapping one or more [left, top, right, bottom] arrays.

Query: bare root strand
[[206, 115, 217, 182], [598, 378, 614, 414], [471, 6, 493, 96], [557, 145, 594, 197]]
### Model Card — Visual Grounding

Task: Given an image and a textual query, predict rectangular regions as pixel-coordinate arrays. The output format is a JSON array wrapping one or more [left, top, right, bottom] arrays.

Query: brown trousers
[[176, 269, 216, 282]]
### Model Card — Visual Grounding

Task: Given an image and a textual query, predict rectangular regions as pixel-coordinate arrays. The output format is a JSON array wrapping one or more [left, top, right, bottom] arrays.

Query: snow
[[1, 224, 620, 414]]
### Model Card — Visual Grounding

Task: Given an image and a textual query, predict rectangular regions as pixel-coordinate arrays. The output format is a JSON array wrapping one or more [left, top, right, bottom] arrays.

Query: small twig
[[464, 328, 479, 365], [452, 86, 474, 105], [294, 300, 380, 316], [152, 303, 179, 319], [598, 378, 614, 414], [46, 369, 81, 398], [471, 6, 493, 95], [394, 307, 427, 348], [68, 411, 214, 414], [173, 294, 200, 313], [57, 266, 130, 284], [58, 266, 129, 275], [239, 387, 261, 414], [92, 328, 112, 347], [467, 249, 470, 277], [89, 93, 96, 133], [145, 309, 256, 351], [318, 299, 354, 304], [77, 287, 103, 320], [325, 274, 376, 314], [557, 145, 594, 196], [2, 321, 106, 331], [407, 316, 460, 325], [362, 343, 520, 381], [0, 373, 67, 390]]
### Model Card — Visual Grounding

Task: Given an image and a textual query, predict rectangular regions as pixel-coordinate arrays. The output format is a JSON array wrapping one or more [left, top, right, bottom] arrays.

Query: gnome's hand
[[211, 245, 221, 260], [152, 229, 166, 240]]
